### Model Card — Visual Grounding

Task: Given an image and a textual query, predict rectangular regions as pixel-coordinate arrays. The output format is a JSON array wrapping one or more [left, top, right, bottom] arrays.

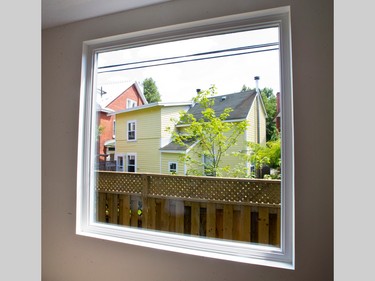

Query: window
[[127, 154, 136, 172], [203, 155, 214, 176], [116, 155, 124, 171], [127, 98, 137, 108], [127, 121, 136, 141], [77, 6, 294, 269], [169, 162, 178, 174]]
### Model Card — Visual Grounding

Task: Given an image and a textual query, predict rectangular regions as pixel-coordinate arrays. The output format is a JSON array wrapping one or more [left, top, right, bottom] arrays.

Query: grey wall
[[42, 0, 333, 280]]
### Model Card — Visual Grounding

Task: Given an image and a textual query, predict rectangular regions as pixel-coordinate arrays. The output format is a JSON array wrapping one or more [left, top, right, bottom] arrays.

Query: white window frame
[[127, 98, 137, 108], [127, 120, 136, 141], [168, 161, 178, 174], [116, 154, 125, 172], [126, 153, 137, 172], [76, 6, 294, 270]]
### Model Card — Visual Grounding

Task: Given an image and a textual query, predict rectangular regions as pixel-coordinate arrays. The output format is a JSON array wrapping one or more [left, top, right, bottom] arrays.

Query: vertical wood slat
[[155, 200, 161, 231], [232, 210, 241, 241], [146, 198, 156, 229], [169, 201, 176, 232], [97, 192, 106, 222], [216, 209, 223, 239], [141, 175, 149, 229], [191, 202, 200, 236], [175, 200, 184, 234], [258, 207, 269, 244], [184, 206, 191, 234], [130, 197, 139, 227], [107, 193, 118, 224], [240, 205, 251, 242], [206, 203, 216, 238], [119, 194, 131, 226], [160, 199, 170, 231], [223, 205, 233, 240], [276, 208, 281, 247]]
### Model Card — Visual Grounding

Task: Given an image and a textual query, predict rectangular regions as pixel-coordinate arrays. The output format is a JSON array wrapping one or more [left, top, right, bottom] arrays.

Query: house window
[[116, 155, 124, 172], [127, 154, 136, 172], [169, 162, 178, 174], [77, 6, 294, 269], [203, 155, 214, 176], [127, 98, 137, 108], [127, 121, 136, 141]]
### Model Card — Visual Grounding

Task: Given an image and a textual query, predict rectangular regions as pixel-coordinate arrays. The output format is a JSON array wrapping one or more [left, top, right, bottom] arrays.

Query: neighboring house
[[110, 90, 267, 177], [96, 82, 148, 167]]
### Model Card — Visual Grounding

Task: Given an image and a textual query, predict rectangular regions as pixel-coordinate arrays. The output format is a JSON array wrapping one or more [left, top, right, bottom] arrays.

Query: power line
[[97, 42, 279, 74]]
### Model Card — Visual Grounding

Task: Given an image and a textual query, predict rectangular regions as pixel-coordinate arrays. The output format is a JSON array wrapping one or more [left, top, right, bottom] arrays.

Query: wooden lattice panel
[[96, 171, 143, 194], [96, 171, 280, 206], [148, 175, 280, 206]]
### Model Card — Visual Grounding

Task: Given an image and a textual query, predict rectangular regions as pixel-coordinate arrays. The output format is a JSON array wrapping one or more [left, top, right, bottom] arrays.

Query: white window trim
[[76, 6, 294, 270], [127, 98, 137, 108], [168, 161, 178, 173], [115, 154, 125, 172], [127, 120, 137, 141]]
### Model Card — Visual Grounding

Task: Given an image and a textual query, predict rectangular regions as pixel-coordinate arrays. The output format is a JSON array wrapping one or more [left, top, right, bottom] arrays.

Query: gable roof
[[98, 81, 148, 109], [108, 101, 192, 116], [186, 90, 258, 121]]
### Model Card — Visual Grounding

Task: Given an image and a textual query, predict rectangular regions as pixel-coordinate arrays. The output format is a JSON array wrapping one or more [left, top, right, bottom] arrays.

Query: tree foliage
[[142, 77, 161, 103], [167, 86, 248, 177]]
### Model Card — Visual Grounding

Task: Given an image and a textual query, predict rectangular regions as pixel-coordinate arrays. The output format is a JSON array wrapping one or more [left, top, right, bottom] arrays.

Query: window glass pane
[[91, 21, 287, 256]]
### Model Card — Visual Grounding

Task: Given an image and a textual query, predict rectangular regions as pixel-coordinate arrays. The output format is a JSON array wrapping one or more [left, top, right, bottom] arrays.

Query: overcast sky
[[96, 27, 280, 103]]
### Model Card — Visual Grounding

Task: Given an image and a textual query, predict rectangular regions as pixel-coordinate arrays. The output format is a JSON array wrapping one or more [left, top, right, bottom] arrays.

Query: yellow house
[[109, 102, 192, 173], [111, 90, 267, 176]]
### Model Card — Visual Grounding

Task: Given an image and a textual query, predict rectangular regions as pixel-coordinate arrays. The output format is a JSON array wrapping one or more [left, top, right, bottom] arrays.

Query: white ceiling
[[42, 0, 171, 29]]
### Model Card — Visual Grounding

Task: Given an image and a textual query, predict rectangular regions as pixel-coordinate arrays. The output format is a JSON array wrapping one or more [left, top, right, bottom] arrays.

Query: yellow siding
[[245, 96, 266, 145], [160, 153, 186, 175], [115, 107, 161, 173], [160, 106, 189, 139], [246, 100, 257, 143], [259, 103, 267, 145], [114, 100, 264, 177], [220, 133, 248, 177]]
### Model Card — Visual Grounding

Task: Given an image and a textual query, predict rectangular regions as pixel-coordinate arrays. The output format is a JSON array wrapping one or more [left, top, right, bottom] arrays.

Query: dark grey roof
[[160, 139, 196, 152], [186, 90, 257, 121]]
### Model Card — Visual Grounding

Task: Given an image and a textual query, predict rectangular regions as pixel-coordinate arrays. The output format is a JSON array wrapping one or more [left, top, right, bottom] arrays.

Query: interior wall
[[42, 0, 333, 280]]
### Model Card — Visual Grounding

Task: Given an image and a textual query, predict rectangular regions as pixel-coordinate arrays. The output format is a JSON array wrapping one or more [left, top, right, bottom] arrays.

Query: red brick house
[[96, 82, 147, 167]]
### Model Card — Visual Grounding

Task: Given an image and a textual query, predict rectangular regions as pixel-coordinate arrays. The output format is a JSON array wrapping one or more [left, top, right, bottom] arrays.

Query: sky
[[96, 27, 280, 103]]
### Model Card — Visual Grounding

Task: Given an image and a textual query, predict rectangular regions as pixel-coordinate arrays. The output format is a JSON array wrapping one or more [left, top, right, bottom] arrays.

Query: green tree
[[168, 86, 248, 177], [142, 77, 161, 103], [241, 85, 279, 141], [247, 139, 281, 178]]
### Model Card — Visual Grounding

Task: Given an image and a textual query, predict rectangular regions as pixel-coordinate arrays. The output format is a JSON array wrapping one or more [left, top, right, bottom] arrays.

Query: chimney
[[254, 76, 260, 94]]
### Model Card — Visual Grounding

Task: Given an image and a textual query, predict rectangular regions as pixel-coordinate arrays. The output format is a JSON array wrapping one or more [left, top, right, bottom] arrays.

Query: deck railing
[[95, 171, 281, 246]]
